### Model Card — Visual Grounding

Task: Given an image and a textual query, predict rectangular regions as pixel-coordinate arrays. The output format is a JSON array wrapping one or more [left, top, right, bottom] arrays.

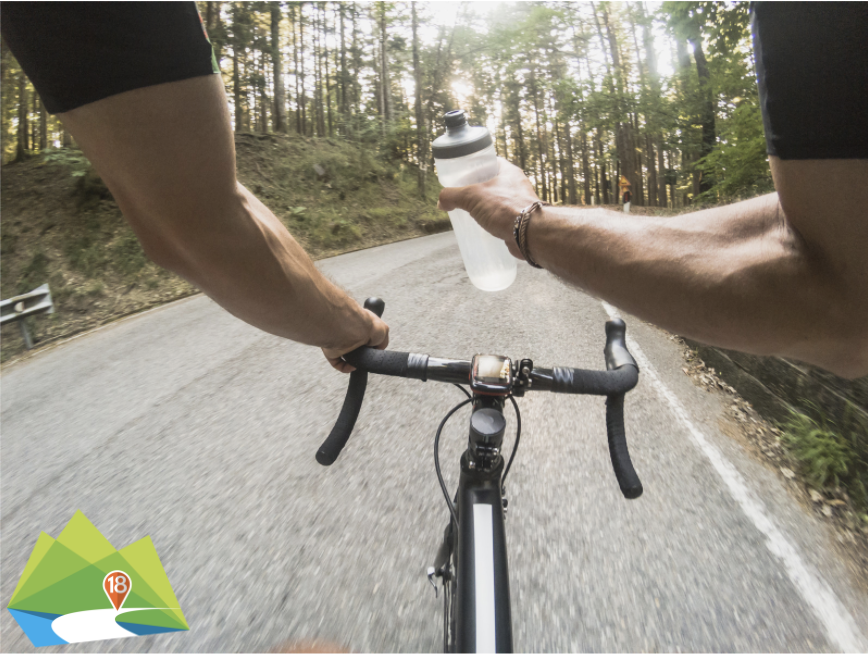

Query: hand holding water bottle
[[433, 110, 524, 292], [438, 157, 541, 261]]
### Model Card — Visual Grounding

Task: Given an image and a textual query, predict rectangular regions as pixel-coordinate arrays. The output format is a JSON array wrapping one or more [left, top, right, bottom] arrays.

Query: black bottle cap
[[432, 109, 493, 160], [444, 109, 467, 128]]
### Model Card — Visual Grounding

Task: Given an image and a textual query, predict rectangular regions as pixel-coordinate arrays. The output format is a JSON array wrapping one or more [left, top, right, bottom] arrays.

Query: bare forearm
[[530, 194, 863, 376], [56, 75, 385, 372], [140, 183, 373, 352]]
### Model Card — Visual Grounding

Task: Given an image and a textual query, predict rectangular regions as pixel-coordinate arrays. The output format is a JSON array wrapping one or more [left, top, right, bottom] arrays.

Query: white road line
[[601, 301, 866, 653]]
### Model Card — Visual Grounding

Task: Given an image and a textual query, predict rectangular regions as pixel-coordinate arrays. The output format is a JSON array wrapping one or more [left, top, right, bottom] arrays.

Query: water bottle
[[433, 110, 517, 292]]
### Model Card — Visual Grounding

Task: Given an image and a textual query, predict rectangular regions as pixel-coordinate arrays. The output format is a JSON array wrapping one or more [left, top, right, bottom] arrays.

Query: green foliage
[[18, 251, 50, 294], [110, 232, 149, 277], [781, 402, 868, 508], [41, 148, 90, 176], [695, 99, 773, 203], [663, 1, 751, 53], [65, 235, 109, 277], [74, 167, 113, 211]]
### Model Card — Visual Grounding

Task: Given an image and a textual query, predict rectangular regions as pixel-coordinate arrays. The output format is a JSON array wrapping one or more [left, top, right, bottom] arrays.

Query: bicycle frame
[[319, 298, 642, 653], [435, 395, 514, 652]]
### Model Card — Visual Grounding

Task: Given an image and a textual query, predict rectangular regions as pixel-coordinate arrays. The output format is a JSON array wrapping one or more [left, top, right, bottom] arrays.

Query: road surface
[[2, 232, 867, 652]]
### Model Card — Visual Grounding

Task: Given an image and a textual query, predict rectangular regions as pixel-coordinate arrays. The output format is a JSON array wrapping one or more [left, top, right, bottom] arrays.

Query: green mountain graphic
[[8, 511, 188, 646]]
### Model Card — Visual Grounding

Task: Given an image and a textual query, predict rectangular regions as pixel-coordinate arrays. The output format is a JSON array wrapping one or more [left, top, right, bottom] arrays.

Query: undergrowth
[[781, 402, 868, 510]]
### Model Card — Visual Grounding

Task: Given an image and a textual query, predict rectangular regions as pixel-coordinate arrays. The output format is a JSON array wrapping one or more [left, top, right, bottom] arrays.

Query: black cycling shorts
[[1, 2, 218, 114], [752, 2, 868, 159]]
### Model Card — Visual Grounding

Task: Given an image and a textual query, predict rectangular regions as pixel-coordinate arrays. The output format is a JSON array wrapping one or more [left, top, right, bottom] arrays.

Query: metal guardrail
[[1, 284, 54, 349]]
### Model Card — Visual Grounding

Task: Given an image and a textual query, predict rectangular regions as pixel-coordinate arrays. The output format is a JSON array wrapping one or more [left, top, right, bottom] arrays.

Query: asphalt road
[[3, 232, 867, 652]]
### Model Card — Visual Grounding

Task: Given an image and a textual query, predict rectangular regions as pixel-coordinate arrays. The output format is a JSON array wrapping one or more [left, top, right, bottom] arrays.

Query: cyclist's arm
[[438, 158, 868, 379], [58, 75, 387, 372]]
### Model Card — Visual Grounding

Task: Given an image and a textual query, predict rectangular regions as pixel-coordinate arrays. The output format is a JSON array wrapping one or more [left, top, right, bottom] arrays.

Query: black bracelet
[[513, 201, 544, 268]]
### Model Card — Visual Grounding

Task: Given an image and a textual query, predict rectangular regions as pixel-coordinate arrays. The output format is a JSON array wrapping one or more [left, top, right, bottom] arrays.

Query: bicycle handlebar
[[315, 297, 385, 466], [316, 298, 643, 499]]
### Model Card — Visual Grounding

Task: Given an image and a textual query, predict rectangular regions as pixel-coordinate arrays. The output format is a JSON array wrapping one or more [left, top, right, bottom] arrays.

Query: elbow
[[826, 329, 868, 380], [823, 341, 868, 380], [819, 287, 868, 379]]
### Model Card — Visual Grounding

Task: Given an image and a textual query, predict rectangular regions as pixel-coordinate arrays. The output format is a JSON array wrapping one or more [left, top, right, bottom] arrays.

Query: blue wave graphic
[[7, 609, 67, 647]]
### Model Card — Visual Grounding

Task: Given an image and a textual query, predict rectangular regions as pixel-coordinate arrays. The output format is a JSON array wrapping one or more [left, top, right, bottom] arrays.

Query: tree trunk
[[657, 140, 666, 208], [231, 4, 244, 132], [645, 133, 656, 206], [232, 42, 241, 131], [379, 4, 390, 125], [259, 52, 268, 133], [690, 33, 716, 195], [424, 22, 457, 168], [598, 4, 638, 204], [312, 7, 323, 137], [529, 66, 547, 202], [638, 4, 664, 207], [568, 12, 591, 205], [270, 4, 285, 133], [581, 129, 591, 205], [339, 3, 347, 118], [411, 3, 426, 197], [351, 5, 361, 116], [594, 130, 600, 204], [564, 121, 577, 204], [39, 97, 47, 150], [16, 73, 28, 160], [205, 2, 223, 66], [675, 37, 692, 204], [596, 127, 609, 205], [299, 4, 308, 135], [550, 95, 566, 204], [292, 5, 302, 134], [323, 3, 333, 137], [516, 116, 527, 172], [632, 111, 644, 205]]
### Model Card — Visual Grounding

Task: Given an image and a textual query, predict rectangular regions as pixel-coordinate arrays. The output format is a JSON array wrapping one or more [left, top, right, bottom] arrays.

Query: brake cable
[[434, 388, 524, 526], [452, 383, 471, 399], [501, 395, 521, 496], [434, 397, 472, 528]]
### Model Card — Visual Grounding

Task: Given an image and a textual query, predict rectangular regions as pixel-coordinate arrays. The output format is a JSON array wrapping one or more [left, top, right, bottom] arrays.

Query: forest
[[1, 1, 772, 209]]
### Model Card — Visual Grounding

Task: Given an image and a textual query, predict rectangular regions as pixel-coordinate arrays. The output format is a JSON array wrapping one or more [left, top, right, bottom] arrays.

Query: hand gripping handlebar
[[316, 299, 643, 499]]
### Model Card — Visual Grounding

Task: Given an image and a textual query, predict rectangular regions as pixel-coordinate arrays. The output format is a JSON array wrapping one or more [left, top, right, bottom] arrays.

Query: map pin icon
[[103, 570, 132, 611]]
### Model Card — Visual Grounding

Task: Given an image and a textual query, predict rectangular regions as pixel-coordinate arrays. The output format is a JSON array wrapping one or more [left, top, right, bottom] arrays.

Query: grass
[[780, 401, 868, 510], [17, 251, 50, 294]]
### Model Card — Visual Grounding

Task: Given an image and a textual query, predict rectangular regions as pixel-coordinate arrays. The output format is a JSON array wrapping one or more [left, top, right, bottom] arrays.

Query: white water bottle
[[433, 110, 517, 292]]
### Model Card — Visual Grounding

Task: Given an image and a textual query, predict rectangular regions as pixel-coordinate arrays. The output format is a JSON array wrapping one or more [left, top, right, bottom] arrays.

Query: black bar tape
[[315, 296, 385, 466], [343, 348, 411, 377], [606, 393, 643, 499], [551, 364, 638, 395], [316, 369, 368, 466]]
